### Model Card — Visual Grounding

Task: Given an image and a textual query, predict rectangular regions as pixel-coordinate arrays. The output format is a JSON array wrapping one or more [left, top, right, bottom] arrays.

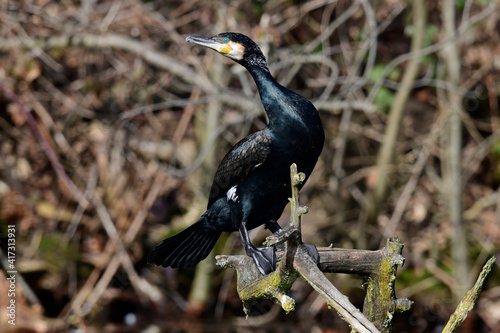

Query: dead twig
[[442, 256, 496, 332]]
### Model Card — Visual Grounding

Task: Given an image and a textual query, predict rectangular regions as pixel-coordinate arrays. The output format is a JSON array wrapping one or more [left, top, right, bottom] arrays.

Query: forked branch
[[216, 164, 411, 332]]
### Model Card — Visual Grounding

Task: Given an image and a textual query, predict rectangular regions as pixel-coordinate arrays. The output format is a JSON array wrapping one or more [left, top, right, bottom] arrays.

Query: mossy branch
[[293, 245, 380, 333], [217, 166, 494, 333], [442, 256, 496, 332], [216, 163, 308, 315], [216, 164, 411, 332], [362, 237, 413, 333]]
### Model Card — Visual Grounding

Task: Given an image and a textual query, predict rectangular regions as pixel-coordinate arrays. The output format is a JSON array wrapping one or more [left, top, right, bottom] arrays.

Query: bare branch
[[0, 33, 214, 93], [442, 256, 496, 332], [366, 0, 426, 225]]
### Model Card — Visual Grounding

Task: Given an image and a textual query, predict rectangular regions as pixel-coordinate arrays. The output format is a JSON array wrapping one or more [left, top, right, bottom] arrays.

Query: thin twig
[[64, 163, 98, 240], [442, 257, 496, 332]]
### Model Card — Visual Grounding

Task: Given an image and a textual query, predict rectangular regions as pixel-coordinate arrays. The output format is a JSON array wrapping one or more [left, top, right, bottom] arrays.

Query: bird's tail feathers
[[147, 216, 222, 268]]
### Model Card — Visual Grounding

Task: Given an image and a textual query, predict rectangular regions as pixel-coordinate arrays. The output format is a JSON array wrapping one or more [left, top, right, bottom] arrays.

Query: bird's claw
[[249, 244, 317, 275], [249, 246, 276, 275]]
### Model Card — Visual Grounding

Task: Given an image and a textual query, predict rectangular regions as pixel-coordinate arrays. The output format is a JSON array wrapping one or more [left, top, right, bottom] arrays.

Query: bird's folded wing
[[207, 130, 271, 208]]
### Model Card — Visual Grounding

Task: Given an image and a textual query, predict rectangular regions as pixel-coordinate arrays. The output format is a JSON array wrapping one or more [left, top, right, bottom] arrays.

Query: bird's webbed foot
[[265, 220, 319, 266], [247, 245, 276, 275], [239, 221, 276, 275], [303, 243, 320, 266]]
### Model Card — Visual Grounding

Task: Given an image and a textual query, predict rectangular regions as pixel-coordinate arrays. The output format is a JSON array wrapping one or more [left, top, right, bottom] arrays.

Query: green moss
[[238, 259, 299, 313], [363, 239, 408, 332]]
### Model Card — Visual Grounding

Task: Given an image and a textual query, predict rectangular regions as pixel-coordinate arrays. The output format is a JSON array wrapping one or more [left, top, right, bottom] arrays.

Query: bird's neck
[[247, 66, 304, 128]]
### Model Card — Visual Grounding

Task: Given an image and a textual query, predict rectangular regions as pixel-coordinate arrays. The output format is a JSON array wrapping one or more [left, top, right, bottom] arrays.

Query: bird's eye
[[223, 38, 229, 44]]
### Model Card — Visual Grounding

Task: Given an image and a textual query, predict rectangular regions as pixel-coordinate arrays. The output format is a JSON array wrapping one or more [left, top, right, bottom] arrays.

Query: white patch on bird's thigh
[[226, 185, 239, 202]]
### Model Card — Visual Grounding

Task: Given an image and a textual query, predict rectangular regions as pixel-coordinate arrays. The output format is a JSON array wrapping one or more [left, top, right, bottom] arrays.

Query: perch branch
[[293, 245, 380, 333], [217, 164, 412, 332]]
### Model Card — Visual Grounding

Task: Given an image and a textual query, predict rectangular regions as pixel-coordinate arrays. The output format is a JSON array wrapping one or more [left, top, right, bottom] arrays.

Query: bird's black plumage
[[148, 32, 324, 275]]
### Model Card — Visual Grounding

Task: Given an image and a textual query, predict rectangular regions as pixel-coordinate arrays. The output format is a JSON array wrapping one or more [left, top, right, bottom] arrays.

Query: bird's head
[[186, 32, 270, 72]]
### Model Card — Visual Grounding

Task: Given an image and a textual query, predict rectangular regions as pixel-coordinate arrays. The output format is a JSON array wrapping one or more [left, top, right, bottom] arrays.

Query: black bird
[[148, 32, 324, 275]]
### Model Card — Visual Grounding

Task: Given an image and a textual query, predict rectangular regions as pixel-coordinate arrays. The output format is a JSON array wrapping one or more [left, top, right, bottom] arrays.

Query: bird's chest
[[269, 125, 317, 161]]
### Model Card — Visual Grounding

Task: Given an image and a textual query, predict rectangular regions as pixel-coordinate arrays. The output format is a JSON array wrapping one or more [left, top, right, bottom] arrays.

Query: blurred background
[[0, 0, 499, 332]]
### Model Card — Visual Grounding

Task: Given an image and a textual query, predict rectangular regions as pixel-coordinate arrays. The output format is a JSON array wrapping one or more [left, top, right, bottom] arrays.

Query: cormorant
[[148, 32, 324, 275]]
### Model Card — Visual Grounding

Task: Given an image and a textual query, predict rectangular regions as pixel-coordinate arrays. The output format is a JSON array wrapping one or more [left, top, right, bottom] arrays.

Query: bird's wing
[[207, 130, 271, 208]]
